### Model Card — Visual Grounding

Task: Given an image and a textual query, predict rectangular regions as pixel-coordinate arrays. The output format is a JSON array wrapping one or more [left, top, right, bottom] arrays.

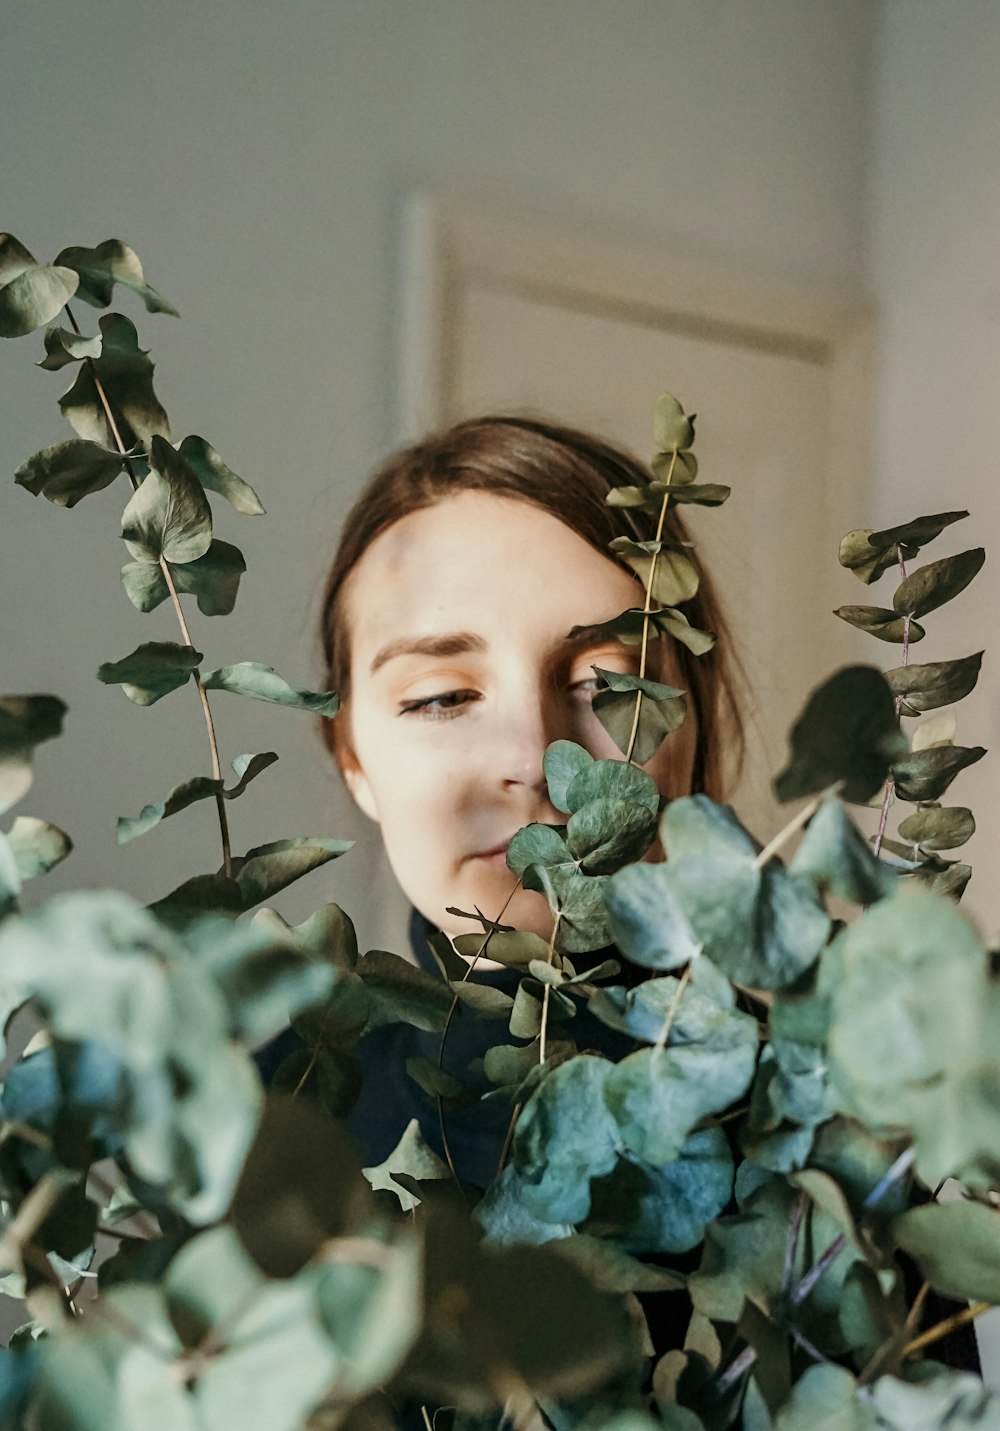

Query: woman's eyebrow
[[369, 631, 488, 675]]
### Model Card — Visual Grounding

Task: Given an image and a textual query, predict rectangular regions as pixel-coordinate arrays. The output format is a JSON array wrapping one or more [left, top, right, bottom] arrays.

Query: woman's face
[[336, 490, 696, 939]]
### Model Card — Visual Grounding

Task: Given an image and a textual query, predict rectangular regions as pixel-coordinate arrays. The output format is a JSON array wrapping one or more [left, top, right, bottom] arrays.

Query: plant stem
[[754, 785, 838, 870], [496, 1100, 522, 1177], [63, 303, 232, 877], [624, 449, 678, 764], [435, 877, 522, 1190], [873, 546, 911, 860], [902, 1300, 991, 1359], [653, 960, 692, 1054], [782, 1191, 807, 1298], [538, 912, 563, 1065]]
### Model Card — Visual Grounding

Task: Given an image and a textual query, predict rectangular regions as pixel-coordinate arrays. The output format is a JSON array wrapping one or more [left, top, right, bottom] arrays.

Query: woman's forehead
[[342, 490, 641, 662]]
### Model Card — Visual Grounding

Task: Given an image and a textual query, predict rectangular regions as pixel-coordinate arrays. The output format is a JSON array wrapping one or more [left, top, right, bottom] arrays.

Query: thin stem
[[791, 1328, 835, 1366], [714, 1343, 757, 1397], [0, 1173, 71, 1273], [62, 301, 232, 877], [858, 1280, 929, 1386], [538, 913, 562, 1065], [654, 960, 692, 1055], [754, 785, 838, 870], [873, 546, 911, 861], [902, 1300, 991, 1359], [496, 1100, 522, 1177], [624, 449, 678, 765], [782, 1191, 807, 1298], [436, 877, 522, 1190]]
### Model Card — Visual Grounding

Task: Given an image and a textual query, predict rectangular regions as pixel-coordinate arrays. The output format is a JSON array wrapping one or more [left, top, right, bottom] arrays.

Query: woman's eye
[[398, 689, 480, 719], [568, 675, 600, 697]]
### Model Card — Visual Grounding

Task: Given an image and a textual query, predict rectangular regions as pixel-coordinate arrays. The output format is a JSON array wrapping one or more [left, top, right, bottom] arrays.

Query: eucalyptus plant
[[0, 233, 997, 1431]]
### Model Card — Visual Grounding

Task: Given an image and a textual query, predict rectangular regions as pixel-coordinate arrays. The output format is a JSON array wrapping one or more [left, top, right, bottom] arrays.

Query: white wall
[[871, 1, 1000, 942], [1, 0, 876, 947]]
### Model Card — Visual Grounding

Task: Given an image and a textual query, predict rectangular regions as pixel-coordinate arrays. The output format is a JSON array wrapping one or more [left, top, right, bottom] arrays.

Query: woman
[[278, 413, 744, 1186], [319, 414, 742, 947]]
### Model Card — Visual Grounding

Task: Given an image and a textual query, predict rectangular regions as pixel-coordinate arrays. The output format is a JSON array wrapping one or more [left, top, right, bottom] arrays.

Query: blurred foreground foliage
[[0, 234, 996, 1429]]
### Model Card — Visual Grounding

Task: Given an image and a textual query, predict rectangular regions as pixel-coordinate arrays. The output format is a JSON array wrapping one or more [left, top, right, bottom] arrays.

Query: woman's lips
[[468, 841, 511, 866]]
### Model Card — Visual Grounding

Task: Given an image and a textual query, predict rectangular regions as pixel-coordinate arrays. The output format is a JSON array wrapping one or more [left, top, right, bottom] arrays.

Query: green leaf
[[774, 1365, 876, 1431], [653, 393, 696, 452], [605, 861, 701, 970], [200, 662, 340, 718], [654, 797, 831, 989], [362, 1118, 449, 1212], [564, 756, 660, 816], [570, 605, 716, 657], [355, 948, 452, 1033], [59, 313, 170, 447], [37, 323, 103, 370], [912, 860, 972, 900], [893, 1200, 1000, 1303], [893, 548, 985, 618], [0, 694, 67, 816], [604, 1000, 758, 1163], [230, 1094, 366, 1277], [5, 816, 72, 879], [117, 775, 222, 844], [14, 438, 123, 507], [869, 509, 969, 552], [833, 604, 926, 643], [227, 751, 278, 797], [773, 665, 907, 804], [0, 234, 79, 338], [651, 448, 699, 485], [232, 837, 354, 910], [170, 538, 246, 615], [884, 651, 983, 716], [592, 667, 687, 765], [120, 540, 247, 616], [789, 796, 898, 903], [97, 640, 202, 705], [565, 798, 656, 873], [609, 537, 700, 605], [55, 239, 178, 316], [504, 1055, 620, 1225], [891, 744, 986, 802], [543, 740, 594, 812], [177, 435, 265, 515], [839, 529, 901, 585], [121, 435, 212, 565], [896, 805, 974, 851], [586, 1126, 733, 1255], [870, 1369, 1000, 1427], [452, 928, 550, 969], [662, 481, 730, 506]]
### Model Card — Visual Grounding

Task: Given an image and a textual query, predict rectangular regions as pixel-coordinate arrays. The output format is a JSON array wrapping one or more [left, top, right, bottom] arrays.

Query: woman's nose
[[496, 692, 564, 797]]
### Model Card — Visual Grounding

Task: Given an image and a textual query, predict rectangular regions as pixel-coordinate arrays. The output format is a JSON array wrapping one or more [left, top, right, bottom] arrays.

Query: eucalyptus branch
[[63, 301, 232, 877], [653, 959, 691, 1055], [624, 448, 678, 764], [538, 911, 563, 1065], [782, 1191, 808, 1298], [902, 1300, 991, 1359], [754, 785, 839, 871], [436, 877, 523, 1190], [872, 545, 910, 860]]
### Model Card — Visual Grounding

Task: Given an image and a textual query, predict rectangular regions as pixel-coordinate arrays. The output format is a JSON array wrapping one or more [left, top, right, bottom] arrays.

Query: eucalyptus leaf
[[833, 605, 926, 643], [912, 860, 973, 900], [838, 529, 901, 586], [651, 448, 699, 485], [5, 816, 72, 879], [896, 805, 974, 851], [117, 775, 222, 845], [653, 393, 696, 453], [232, 837, 353, 910], [885, 651, 983, 719], [0, 234, 79, 338], [773, 665, 907, 804], [604, 861, 701, 970], [177, 434, 265, 515], [592, 667, 687, 766], [59, 313, 170, 447], [363, 1118, 449, 1212], [356, 949, 452, 1033], [169, 538, 246, 615], [869, 509, 969, 552], [0, 694, 67, 817], [893, 548, 985, 618], [661, 482, 730, 506], [37, 324, 103, 370], [892, 1200, 1000, 1304], [788, 796, 898, 903], [569, 606, 715, 656], [891, 743, 986, 802], [870, 1369, 1000, 1429], [121, 435, 212, 565], [565, 797, 657, 873], [564, 757, 660, 816], [609, 536, 700, 606], [97, 641, 202, 705], [200, 662, 340, 718], [55, 240, 178, 316], [543, 740, 594, 812], [227, 751, 278, 797], [15, 438, 124, 507]]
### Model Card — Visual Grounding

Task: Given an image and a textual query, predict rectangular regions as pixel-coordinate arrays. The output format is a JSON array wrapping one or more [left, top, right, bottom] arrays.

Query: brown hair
[[319, 415, 744, 799]]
